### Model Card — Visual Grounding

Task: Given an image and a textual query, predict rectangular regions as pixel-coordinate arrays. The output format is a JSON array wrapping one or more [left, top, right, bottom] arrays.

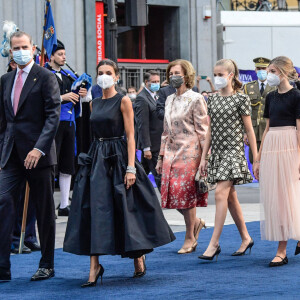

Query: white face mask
[[128, 93, 137, 101], [97, 74, 115, 89], [267, 73, 281, 87], [214, 76, 228, 90]]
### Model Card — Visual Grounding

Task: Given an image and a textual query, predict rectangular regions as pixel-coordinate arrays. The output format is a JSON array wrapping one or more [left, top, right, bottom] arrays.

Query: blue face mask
[[257, 70, 267, 81], [150, 83, 160, 92], [12, 50, 32, 66]]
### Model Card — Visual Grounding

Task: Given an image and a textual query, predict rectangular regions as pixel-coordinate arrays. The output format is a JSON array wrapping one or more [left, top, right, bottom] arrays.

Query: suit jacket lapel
[[17, 63, 40, 114], [5, 69, 17, 117], [144, 88, 156, 107]]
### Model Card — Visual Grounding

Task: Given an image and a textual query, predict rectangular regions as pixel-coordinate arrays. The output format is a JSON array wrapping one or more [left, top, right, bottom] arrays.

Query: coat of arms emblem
[[45, 25, 55, 40]]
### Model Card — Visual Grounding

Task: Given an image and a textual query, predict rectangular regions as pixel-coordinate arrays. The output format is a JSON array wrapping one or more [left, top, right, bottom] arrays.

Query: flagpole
[[40, 0, 51, 66]]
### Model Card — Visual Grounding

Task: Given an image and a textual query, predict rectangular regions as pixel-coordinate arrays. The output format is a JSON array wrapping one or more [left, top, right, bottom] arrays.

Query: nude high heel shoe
[[194, 218, 206, 241], [178, 241, 198, 254]]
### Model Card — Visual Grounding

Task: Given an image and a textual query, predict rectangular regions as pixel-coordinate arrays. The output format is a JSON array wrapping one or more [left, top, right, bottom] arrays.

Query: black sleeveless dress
[[63, 93, 175, 258]]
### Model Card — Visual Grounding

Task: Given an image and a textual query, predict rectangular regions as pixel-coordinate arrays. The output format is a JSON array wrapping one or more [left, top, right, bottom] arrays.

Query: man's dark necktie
[[260, 82, 264, 95]]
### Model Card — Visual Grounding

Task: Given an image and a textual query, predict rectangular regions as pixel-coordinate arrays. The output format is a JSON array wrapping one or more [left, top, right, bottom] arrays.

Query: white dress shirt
[[11, 59, 34, 106], [258, 79, 268, 92], [145, 87, 156, 100], [11, 60, 45, 156]]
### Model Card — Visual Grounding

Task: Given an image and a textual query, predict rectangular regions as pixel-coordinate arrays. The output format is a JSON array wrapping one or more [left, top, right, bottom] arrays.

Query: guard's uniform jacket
[[244, 80, 275, 142]]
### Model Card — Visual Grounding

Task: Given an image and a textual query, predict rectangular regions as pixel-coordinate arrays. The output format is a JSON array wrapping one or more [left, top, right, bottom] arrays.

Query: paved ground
[[54, 183, 260, 249]]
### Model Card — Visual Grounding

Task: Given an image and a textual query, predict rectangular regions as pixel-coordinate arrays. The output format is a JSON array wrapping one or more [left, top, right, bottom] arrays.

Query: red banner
[[95, 2, 105, 65]]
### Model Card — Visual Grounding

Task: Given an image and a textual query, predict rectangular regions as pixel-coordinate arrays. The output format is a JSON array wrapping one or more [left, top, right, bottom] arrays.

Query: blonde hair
[[215, 59, 242, 92], [269, 56, 299, 81], [166, 59, 196, 89]]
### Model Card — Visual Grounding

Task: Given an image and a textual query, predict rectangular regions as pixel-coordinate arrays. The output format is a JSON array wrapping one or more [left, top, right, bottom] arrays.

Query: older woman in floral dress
[[156, 59, 208, 254]]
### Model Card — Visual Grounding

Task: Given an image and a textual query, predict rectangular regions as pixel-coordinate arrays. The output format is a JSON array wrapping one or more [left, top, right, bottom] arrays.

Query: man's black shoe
[[30, 268, 55, 281], [58, 206, 70, 216], [0, 268, 11, 282], [24, 241, 41, 252], [11, 244, 32, 254]]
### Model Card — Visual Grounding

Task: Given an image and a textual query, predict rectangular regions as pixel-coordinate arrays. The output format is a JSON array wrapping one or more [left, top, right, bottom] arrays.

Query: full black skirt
[[63, 139, 175, 258]]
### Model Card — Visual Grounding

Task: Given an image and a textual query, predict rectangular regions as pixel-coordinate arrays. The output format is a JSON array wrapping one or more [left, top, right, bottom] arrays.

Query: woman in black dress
[[63, 59, 175, 287]]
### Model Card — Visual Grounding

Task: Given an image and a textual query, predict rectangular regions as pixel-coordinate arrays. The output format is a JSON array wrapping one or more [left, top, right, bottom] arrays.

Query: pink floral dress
[[160, 89, 208, 209]]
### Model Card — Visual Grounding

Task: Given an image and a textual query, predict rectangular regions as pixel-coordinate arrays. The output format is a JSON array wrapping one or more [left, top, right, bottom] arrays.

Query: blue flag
[[43, 1, 57, 58]]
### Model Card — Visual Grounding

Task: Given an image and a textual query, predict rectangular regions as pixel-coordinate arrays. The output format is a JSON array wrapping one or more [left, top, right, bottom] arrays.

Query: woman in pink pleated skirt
[[254, 56, 300, 267]]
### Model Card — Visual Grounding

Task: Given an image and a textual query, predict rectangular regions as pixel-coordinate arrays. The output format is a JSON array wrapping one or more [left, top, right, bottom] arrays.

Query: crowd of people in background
[[1, 30, 300, 285]]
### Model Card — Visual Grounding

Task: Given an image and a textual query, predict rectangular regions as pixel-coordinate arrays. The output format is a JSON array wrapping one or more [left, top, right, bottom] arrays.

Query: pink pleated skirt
[[260, 126, 300, 241]]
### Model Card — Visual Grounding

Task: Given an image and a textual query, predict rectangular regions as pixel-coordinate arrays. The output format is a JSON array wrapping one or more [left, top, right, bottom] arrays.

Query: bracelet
[[254, 160, 260, 163], [205, 154, 210, 161], [157, 155, 163, 161], [126, 166, 136, 175]]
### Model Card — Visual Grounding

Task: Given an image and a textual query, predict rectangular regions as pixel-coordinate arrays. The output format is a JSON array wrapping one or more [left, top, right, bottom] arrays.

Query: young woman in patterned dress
[[198, 59, 258, 261]]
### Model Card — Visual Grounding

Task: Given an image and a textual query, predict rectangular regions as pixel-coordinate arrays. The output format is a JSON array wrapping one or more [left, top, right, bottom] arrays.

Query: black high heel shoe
[[295, 241, 300, 256], [198, 245, 221, 262], [133, 255, 146, 278], [81, 264, 104, 288], [269, 256, 288, 267], [231, 238, 254, 256]]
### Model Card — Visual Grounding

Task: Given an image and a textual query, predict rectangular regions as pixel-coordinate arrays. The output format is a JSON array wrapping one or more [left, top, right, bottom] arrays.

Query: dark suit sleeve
[[156, 88, 166, 121], [34, 71, 61, 154], [192, 86, 199, 93], [0, 77, 6, 159], [135, 93, 151, 150]]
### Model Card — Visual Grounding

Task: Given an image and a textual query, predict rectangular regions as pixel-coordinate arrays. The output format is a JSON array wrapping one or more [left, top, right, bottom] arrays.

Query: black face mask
[[170, 75, 184, 89]]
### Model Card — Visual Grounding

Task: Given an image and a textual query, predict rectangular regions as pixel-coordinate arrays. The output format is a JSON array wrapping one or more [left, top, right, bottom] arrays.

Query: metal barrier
[[118, 63, 168, 90]]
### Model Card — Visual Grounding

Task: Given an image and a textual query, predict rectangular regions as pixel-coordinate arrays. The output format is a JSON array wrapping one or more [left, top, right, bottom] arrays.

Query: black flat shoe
[[0, 268, 11, 282], [31, 268, 55, 281], [81, 264, 104, 288], [198, 245, 221, 262], [133, 256, 146, 278], [231, 238, 254, 256], [24, 241, 41, 252], [295, 242, 300, 256], [58, 206, 70, 217], [269, 256, 288, 267]]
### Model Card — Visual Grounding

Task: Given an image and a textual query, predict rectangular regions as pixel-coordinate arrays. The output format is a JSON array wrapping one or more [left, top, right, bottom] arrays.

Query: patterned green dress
[[207, 92, 253, 185]]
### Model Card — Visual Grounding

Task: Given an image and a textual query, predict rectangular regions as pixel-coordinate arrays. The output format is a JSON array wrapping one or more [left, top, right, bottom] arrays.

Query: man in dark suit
[[6, 54, 40, 254], [5, 55, 40, 255], [0, 31, 60, 282], [135, 71, 163, 190], [156, 85, 175, 121]]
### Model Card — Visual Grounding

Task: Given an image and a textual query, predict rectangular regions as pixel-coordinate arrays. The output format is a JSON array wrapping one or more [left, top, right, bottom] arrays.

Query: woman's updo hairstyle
[[166, 59, 196, 89], [269, 56, 299, 81], [215, 59, 243, 92], [96, 59, 119, 76]]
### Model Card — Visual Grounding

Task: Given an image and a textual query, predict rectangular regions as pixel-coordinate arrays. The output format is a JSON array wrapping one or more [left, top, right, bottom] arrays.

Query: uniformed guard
[[46, 40, 87, 216], [243, 57, 276, 163]]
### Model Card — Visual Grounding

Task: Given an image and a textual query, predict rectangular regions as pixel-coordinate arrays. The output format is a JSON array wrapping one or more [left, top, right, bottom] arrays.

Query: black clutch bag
[[195, 170, 217, 194], [195, 170, 209, 194]]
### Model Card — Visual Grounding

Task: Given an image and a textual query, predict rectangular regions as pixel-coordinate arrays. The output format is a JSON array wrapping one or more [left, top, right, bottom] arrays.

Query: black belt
[[98, 136, 124, 141]]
